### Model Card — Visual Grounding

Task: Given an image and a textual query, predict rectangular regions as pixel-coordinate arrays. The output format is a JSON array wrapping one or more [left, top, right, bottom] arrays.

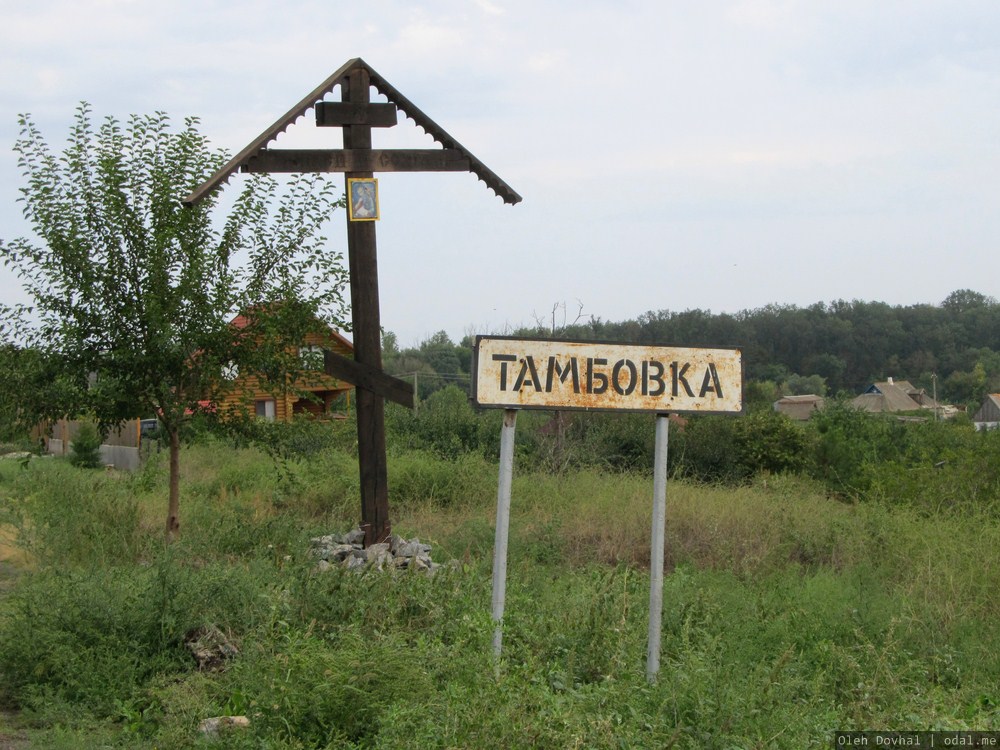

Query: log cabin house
[[215, 312, 355, 422]]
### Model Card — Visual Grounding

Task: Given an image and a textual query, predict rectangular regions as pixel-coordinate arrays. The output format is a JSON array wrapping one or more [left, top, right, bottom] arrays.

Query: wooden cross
[[185, 58, 520, 546]]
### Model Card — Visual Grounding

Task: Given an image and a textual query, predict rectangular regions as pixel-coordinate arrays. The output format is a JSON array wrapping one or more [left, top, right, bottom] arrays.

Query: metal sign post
[[474, 336, 743, 679], [491, 409, 518, 664], [647, 414, 669, 682]]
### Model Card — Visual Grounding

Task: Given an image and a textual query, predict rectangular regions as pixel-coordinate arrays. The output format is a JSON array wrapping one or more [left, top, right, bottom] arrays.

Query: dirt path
[[0, 714, 28, 750], [0, 535, 30, 748]]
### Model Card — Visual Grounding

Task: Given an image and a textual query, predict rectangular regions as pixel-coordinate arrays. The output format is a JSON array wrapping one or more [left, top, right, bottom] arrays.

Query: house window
[[255, 399, 276, 421], [222, 361, 239, 380], [299, 346, 324, 371]]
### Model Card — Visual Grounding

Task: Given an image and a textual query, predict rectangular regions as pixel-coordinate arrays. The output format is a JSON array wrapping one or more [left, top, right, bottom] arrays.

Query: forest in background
[[384, 289, 1000, 410]]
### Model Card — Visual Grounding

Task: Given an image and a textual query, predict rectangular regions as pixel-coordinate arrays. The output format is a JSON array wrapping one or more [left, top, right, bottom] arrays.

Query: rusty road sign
[[473, 336, 743, 414], [479, 335, 742, 681]]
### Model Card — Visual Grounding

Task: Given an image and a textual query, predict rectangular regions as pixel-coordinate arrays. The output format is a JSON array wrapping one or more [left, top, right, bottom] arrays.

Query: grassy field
[[0, 439, 998, 748]]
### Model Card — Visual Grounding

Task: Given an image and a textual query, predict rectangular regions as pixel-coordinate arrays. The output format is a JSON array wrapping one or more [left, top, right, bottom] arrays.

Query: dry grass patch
[[505, 471, 867, 575], [390, 465, 871, 578], [0, 526, 29, 570]]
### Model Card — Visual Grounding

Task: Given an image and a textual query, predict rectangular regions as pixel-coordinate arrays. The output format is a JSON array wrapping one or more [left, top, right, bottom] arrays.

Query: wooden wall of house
[[215, 329, 355, 423]]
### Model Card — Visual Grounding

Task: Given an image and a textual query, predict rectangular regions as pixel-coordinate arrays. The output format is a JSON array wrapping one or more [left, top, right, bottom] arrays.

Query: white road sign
[[473, 336, 743, 414]]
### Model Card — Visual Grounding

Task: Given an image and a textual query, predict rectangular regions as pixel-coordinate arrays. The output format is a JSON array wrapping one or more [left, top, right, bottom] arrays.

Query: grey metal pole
[[647, 413, 669, 682], [492, 408, 518, 662]]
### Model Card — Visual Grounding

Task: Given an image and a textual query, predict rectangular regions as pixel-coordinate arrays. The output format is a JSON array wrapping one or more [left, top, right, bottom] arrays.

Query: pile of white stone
[[192, 529, 450, 740], [0, 452, 33, 461], [310, 528, 447, 574]]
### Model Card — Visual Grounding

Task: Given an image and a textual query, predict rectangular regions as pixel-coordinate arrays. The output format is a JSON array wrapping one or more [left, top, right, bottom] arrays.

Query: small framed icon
[[348, 177, 379, 221]]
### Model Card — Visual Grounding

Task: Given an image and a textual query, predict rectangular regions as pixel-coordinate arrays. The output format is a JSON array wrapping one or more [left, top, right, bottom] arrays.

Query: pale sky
[[2, 1, 999, 346]]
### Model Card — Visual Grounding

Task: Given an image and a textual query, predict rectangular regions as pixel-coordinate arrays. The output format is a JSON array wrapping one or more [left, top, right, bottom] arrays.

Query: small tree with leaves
[[1, 105, 348, 539]]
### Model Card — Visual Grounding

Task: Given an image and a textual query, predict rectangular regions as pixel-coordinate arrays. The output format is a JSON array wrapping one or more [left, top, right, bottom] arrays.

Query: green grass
[[0, 444, 998, 748]]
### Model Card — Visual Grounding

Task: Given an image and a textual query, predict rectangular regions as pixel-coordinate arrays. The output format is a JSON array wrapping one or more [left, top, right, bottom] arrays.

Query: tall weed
[[0, 461, 146, 567], [0, 566, 185, 715], [388, 449, 495, 510]]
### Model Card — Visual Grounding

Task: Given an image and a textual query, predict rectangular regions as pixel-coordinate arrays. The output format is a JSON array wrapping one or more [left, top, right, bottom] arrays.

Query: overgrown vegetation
[[1, 402, 999, 747]]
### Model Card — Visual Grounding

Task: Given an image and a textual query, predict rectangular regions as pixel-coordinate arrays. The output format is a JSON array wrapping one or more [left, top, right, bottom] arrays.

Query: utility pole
[[932, 373, 938, 421]]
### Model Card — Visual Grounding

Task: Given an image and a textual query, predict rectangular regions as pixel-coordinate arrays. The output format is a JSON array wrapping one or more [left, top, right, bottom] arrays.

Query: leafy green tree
[[673, 415, 742, 482], [0, 345, 65, 442], [381, 331, 400, 365], [677, 411, 812, 483], [383, 330, 472, 400], [944, 362, 988, 410], [744, 379, 781, 409], [782, 373, 827, 397], [802, 353, 846, 392], [807, 402, 906, 496], [731, 409, 813, 476], [0, 105, 347, 539], [420, 331, 461, 378], [942, 289, 996, 313], [384, 353, 436, 400]]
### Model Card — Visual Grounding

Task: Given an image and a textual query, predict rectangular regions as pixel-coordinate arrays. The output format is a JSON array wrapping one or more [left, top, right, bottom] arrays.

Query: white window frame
[[255, 399, 276, 421]]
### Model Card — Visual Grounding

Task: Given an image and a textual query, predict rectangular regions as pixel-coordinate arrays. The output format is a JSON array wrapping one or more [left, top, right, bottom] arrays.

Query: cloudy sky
[[2, 1, 999, 346]]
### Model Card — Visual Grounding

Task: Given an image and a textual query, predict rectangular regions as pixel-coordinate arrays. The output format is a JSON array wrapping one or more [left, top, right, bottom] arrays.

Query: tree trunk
[[166, 424, 181, 541]]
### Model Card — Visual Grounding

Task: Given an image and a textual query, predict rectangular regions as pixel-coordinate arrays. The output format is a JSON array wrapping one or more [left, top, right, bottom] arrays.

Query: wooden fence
[[40, 418, 153, 471]]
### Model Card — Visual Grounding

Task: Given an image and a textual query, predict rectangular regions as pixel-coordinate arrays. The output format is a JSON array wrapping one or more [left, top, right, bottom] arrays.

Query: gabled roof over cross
[[183, 57, 521, 206]]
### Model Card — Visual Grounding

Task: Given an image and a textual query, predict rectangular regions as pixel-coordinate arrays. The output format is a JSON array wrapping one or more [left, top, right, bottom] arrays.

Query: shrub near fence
[[42, 418, 146, 470]]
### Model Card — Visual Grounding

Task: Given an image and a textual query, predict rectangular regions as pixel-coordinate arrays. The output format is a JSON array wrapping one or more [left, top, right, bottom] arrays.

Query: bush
[[69, 422, 102, 469], [732, 409, 814, 476], [388, 449, 495, 509], [865, 422, 1000, 515], [675, 410, 812, 483], [564, 412, 656, 472], [386, 386, 480, 459], [215, 414, 355, 462], [0, 566, 183, 716], [0, 544, 279, 721]]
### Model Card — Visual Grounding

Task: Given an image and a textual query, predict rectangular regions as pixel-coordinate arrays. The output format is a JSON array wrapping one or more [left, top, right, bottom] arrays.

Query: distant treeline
[[384, 289, 1000, 408]]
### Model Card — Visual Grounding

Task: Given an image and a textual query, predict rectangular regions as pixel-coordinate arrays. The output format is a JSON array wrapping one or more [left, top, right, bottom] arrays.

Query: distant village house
[[773, 394, 825, 421], [42, 314, 356, 470], [972, 394, 1000, 431], [850, 377, 941, 415]]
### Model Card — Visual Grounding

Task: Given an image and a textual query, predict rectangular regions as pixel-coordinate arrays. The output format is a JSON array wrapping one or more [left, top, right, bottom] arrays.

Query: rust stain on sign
[[473, 336, 743, 414]]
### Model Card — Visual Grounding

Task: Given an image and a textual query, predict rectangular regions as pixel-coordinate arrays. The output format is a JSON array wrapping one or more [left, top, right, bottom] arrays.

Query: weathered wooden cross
[[185, 58, 520, 546]]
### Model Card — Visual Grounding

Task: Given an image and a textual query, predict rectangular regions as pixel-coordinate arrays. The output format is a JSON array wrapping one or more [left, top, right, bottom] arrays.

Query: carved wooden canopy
[[184, 57, 521, 206]]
